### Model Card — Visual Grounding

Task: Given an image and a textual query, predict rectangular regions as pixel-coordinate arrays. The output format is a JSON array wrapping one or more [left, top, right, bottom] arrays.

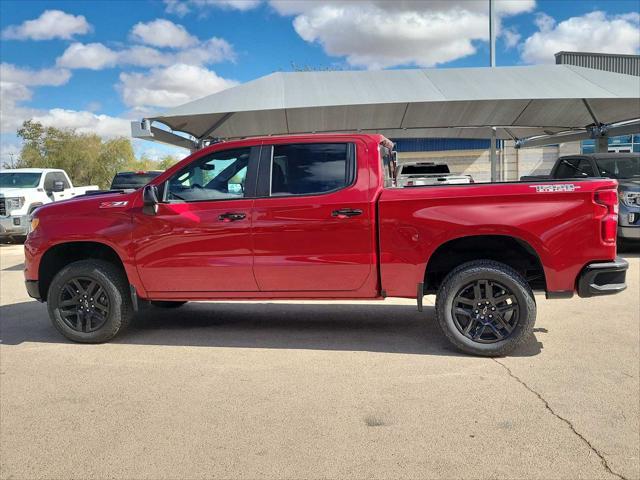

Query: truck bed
[[378, 178, 618, 298]]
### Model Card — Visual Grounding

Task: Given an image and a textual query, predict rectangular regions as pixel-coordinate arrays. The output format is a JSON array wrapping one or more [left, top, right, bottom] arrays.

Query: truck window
[[400, 164, 450, 175], [270, 143, 354, 196], [43, 172, 70, 191], [166, 148, 250, 202], [555, 158, 596, 179]]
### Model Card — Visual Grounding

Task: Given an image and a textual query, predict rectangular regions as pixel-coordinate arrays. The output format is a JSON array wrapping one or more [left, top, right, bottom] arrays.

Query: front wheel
[[435, 260, 536, 357], [47, 260, 133, 343]]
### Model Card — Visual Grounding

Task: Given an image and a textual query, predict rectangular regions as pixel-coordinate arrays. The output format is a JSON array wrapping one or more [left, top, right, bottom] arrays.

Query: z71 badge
[[530, 184, 580, 193]]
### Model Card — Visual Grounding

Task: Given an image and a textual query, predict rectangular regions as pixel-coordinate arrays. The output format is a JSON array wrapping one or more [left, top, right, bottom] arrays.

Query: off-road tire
[[435, 260, 536, 357], [47, 259, 133, 343]]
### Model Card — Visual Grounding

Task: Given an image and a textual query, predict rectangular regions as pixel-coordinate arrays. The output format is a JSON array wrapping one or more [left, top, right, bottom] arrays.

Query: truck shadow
[[0, 300, 543, 357]]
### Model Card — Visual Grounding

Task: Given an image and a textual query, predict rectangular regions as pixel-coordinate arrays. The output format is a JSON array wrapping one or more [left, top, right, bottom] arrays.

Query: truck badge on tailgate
[[530, 184, 580, 193]]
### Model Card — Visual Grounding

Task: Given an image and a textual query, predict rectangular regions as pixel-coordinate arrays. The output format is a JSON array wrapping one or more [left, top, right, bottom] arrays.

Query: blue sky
[[1, 0, 639, 162]]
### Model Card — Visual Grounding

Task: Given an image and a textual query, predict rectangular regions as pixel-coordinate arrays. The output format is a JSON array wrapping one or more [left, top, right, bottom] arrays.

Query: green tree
[[157, 154, 180, 170], [16, 120, 135, 189]]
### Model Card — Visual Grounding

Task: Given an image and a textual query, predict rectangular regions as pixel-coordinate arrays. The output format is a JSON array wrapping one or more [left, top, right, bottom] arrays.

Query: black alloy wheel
[[434, 260, 536, 356], [57, 277, 111, 333], [451, 279, 519, 343]]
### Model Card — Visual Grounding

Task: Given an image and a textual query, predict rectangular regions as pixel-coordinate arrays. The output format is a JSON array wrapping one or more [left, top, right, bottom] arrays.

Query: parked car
[[522, 153, 639, 242], [24, 134, 627, 356], [110, 170, 163, 191], [396, 161, 473, 186], [0, 168, 98, 240]]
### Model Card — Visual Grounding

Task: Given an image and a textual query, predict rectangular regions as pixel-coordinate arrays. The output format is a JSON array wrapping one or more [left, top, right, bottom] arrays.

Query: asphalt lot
[[0, 243, 638, 480]]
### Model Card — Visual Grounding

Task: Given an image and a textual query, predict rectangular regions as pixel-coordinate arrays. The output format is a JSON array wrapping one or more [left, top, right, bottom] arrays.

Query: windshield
[[595, 157, 640, 179], [0, 172, 41, 188]]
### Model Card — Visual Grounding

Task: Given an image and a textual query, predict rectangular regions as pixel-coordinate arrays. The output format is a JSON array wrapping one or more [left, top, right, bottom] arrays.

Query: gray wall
[[555, 51, 640, 76]]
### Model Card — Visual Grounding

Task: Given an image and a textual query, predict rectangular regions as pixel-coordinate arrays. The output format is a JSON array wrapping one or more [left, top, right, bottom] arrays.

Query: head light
[[620, 191, 640, 207], [5, 197, 25, 211]]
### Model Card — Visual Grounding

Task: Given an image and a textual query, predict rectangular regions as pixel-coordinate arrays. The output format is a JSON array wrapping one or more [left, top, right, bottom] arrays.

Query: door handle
[[218, 212, 246, 222], [332, 208, 363, 218]]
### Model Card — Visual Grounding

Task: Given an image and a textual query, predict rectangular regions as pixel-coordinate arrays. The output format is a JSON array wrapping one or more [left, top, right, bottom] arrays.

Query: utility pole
[[489, 0, 496, 68], [489, 0, 499, 181]]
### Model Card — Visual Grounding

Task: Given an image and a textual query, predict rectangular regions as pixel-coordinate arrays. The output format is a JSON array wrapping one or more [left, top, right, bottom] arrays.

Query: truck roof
[[563, 153, 640, 160], [208, 133, 389, 146], [0, 168, 65, 173]]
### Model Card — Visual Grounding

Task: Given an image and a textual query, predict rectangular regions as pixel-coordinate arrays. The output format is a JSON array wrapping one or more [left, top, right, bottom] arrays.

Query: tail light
[[594, 188, 619, 244]]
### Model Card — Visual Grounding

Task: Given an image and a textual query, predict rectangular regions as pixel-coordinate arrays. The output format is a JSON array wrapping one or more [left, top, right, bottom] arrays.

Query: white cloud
[[2, 10, 91, 40], [130, 19, 197, 48], [0, 64, 73, 133], [31, 109, 131, 137], [164, 0, 262, 16], [268, 0, 536, 69], [56, 36, 234, 70], [502, 27, 521, 49], [0, 82, 39, 133], [0, 63, 71, 86], [521, 11, 640, 64], [118, 63, 237, 110], [56, 42, 119, 70], [0, 63, 127, 139]]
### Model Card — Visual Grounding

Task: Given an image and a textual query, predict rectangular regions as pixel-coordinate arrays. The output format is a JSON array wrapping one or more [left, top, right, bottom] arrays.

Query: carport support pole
[[595, 135, 609, 153], [489, 0, 496, 67], [490, 127, 498, 182]]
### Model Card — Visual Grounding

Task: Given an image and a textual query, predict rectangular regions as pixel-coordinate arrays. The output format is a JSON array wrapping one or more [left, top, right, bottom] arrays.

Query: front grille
[[0, 198, 5, 216]]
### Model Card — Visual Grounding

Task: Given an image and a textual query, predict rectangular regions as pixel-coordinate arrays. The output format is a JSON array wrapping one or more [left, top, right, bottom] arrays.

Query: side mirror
[[52, 180, 65, 192], [142, 184, 159, 215]]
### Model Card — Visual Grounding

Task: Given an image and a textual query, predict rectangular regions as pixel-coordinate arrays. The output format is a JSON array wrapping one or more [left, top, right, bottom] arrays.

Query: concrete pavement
[[1, 243, 638, 479]]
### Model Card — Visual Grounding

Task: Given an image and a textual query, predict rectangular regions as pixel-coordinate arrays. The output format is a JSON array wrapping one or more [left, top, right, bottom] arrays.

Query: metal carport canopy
[[135, 64, 640, 148]]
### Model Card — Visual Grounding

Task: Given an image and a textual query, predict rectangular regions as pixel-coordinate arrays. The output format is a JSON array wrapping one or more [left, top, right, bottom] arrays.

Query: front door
[[252, 141, 375, 292], [133, 146, 259, 293]]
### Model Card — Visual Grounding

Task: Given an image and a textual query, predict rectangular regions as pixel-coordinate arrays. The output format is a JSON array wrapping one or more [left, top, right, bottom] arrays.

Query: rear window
[[555, 158, 596, 179], [401, 164, 450, 175], [111, 172, 161, 189], [270, 143, 354, 196]]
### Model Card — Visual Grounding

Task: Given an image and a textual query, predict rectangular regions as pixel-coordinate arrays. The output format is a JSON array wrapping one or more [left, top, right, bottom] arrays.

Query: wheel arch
[[424, 234, 546, 294], [38, 241, 128, 301]]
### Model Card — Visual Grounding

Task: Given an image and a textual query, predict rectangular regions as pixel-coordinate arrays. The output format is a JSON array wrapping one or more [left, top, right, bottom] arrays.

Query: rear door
[[252, 140, 375, 292]]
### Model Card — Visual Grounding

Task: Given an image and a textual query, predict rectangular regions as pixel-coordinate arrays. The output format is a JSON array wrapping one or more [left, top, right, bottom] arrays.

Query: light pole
[[489, 0, 499, 181]]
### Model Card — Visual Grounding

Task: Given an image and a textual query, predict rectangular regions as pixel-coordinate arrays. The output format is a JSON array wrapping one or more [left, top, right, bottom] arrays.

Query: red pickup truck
[[24, 134, 628, 356]]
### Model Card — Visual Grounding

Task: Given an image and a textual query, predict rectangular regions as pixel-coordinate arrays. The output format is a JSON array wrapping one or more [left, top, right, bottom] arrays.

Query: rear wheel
[[47, 260, 133, 343], [435, 260, 536, 356]]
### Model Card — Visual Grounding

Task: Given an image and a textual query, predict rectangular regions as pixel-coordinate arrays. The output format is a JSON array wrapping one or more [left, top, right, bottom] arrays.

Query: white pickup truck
[[396, 162, 473, 187], [0, 168, 98, 239]]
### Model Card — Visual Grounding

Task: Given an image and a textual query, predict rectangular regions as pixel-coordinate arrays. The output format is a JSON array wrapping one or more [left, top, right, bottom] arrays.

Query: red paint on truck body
[[25, 133, 619, 302]]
